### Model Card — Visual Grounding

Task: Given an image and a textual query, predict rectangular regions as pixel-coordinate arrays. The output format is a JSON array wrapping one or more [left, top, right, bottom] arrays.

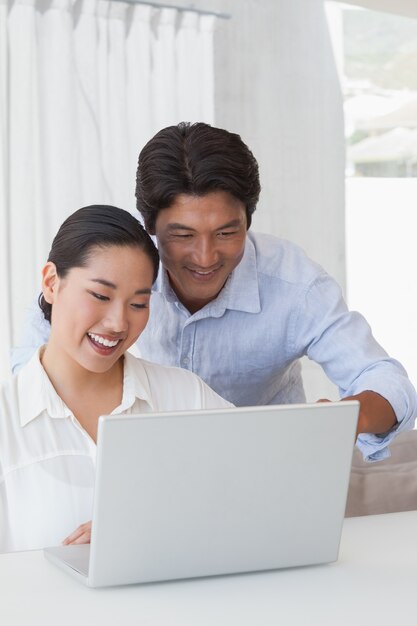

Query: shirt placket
[[179, 320, 197, 371], [68, 414, 97, 466]]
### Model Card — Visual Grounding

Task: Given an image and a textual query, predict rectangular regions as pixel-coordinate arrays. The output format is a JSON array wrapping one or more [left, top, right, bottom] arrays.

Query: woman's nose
[[104, 303, 128, 333]]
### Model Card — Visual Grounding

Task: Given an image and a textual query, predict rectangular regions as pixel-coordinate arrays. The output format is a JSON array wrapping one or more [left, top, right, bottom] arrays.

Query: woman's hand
[[62, 521, 92, 545]]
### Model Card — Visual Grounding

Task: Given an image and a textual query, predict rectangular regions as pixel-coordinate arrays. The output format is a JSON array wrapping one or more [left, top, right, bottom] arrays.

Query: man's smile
[[186, 266, 222, 281]]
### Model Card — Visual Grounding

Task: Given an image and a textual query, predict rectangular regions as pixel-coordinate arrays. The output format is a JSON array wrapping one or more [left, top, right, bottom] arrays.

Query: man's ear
[[41, 262, 59, 304]]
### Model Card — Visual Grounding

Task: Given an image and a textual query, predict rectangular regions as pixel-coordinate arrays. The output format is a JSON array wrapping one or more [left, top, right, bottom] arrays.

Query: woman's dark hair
[[135, 122, 261, 233], [39, 205, 159, 322]]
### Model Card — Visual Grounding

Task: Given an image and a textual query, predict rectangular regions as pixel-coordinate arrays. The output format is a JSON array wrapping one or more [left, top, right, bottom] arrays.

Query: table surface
[[1, 510, 416, 626]]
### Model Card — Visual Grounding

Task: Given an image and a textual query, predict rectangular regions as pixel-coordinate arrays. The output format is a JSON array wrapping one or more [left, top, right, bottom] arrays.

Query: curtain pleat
[[199, 15, 215, 123], [74, 0, 107, 203], [125, 4, 153, 191], [0, 0, 11, 379], [176, 11, 200, 122], [151, 7, 177, 130]]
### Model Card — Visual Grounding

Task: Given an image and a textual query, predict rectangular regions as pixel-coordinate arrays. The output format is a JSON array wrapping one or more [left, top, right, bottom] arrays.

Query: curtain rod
[[112, 0, 231, 19]]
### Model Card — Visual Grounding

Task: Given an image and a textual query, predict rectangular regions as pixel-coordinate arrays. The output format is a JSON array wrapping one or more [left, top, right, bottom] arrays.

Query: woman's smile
[[86, 332, 123, 355]]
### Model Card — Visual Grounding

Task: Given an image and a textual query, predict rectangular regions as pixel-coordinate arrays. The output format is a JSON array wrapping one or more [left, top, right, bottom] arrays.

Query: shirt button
[[182, 357, 189, 365]]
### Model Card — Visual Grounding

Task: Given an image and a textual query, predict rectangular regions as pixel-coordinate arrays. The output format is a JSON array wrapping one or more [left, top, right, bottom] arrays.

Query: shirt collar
[[18, 349, 154, 427], [18, 348, 71, 426], [155, 234, 261, 317], [154, 263, 178, 304], [218, 235, 261, 314], [117, 352, 155, 411]]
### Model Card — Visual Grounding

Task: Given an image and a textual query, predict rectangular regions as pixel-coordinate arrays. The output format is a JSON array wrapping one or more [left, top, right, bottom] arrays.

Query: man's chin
[[186, 283, 225, 307], [169, 271, 228, 310]]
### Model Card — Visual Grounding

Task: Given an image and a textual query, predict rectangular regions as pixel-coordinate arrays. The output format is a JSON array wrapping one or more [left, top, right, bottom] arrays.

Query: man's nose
[[190, 237, 219, 268]]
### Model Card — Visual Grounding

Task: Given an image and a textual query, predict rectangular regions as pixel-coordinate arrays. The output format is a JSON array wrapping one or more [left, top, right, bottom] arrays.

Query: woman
[[0, 205, 231, 553]]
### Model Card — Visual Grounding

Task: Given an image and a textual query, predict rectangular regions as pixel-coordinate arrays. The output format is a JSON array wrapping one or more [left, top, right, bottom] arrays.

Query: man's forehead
[[156, 191, 247, 230]]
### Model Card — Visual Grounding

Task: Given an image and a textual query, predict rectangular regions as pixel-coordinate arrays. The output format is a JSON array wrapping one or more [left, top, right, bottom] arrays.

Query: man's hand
[[344, 390, 397, 436], [63, 521, 92, 545], [317, 391, 397, 436]]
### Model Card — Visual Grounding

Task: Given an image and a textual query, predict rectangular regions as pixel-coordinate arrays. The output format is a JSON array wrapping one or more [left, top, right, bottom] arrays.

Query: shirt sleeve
[[293, 272, 417, 462], [10, 297, 51, 374]]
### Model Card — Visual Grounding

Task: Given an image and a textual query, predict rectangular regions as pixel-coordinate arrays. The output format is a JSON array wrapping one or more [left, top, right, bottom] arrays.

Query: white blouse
[[0, 350, 231, 553]]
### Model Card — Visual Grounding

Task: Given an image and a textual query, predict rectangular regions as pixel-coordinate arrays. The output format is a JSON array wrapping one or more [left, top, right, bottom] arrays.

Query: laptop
[[44, 401, 359, 587]]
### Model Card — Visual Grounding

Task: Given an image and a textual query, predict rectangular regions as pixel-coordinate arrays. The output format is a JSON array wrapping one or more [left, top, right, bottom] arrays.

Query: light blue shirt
[[12, 232, 416, 461]]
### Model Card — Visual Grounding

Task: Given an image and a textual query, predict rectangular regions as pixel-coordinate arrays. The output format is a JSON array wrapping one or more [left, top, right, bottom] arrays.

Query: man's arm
[[298, 272, 417, 461]]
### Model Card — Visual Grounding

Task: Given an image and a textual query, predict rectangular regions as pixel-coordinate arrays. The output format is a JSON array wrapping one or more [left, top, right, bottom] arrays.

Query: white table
[[1, 510, 416, 626]]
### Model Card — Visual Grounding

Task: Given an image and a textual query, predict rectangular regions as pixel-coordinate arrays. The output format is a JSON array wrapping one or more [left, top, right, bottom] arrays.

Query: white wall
[[346, 178, 417, 389]]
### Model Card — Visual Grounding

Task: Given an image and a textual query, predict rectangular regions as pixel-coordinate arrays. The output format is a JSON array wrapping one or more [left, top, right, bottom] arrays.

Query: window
[[326, 2, 417, 388]]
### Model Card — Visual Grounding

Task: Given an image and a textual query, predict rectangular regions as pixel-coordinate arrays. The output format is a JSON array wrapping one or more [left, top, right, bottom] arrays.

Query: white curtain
[[0, 0, 10, 380], [0, 0, 216, 377]]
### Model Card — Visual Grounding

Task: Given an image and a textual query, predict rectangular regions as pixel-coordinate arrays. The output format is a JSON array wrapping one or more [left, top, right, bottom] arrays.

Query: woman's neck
[[41, 343, 123, 394], [40, 343, 124, 442]]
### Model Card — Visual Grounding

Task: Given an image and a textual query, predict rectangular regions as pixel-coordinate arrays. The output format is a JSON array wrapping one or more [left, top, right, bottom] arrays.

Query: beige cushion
[[345, 430, 417, 517]]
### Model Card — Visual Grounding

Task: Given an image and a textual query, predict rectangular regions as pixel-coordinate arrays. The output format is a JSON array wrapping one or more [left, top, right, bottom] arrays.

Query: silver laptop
[[44, 401, 359, 587]]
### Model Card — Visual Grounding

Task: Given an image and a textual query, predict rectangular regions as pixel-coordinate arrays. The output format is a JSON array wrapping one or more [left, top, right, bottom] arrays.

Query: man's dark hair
[[39, 205, 159, 322], [135, 122, 261, 233]]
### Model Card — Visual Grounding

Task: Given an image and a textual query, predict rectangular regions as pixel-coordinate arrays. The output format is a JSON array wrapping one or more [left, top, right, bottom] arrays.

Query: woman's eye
[[89, 291, 109, 301], [131, 303, 148, 310]]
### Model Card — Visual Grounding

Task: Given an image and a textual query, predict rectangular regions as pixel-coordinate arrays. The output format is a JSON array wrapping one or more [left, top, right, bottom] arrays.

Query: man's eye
[[219, 231, 237, 237], [89, 291, 109, 301], [173, 233, 192, 239]]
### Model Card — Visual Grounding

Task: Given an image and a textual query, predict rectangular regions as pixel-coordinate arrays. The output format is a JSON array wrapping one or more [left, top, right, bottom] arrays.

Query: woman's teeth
[[88, 333, 120, 348]]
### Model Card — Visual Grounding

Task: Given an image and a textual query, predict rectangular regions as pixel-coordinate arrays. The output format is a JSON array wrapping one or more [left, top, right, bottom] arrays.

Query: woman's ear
[[41, 262, 59, 304]]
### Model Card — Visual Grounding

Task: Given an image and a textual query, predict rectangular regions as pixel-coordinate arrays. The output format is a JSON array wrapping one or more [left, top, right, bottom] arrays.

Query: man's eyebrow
[[166, 219, 242, 231], [216, 219, 242, 229], [90, 279, 151, 295], [166, 223, 195, 232]]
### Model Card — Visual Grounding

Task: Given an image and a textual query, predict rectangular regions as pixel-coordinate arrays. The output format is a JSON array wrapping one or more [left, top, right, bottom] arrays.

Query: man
[[13, 122, 416, 461]]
